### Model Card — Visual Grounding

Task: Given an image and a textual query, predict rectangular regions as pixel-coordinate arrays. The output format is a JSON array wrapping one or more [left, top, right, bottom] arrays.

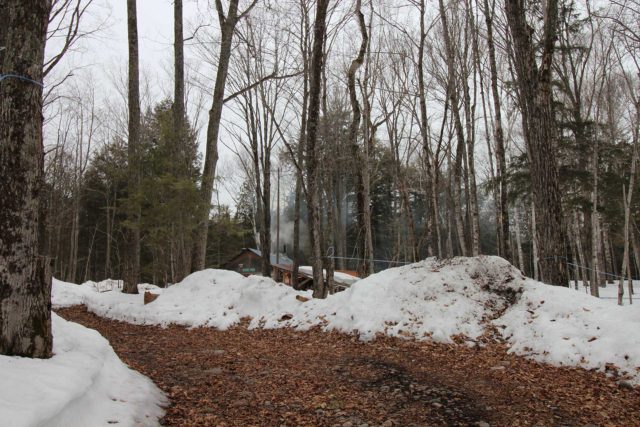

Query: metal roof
[[246, 248, 294, 266]]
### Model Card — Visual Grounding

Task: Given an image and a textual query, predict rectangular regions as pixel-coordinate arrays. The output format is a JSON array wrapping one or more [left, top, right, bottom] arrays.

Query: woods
[[3, 0, 640, 359], [35, 1, 640, 289]]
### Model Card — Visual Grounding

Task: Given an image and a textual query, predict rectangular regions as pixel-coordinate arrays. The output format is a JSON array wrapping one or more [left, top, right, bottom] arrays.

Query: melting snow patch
[[53, 255, 640, 385], [0, 313, 166, 427]]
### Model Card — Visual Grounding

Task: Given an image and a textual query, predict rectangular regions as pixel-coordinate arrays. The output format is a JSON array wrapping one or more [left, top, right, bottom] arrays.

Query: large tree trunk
[[504, 0, 568, 286], [192, 0, 243, 271], [123, 0, 141, 294], [0, 0, 53, 358], [306, 0, 330, 298]]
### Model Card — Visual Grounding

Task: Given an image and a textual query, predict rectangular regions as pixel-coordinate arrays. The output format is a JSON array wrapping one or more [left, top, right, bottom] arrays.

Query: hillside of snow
[[53, 256, 640, 385], [0, 313, 166, 427]]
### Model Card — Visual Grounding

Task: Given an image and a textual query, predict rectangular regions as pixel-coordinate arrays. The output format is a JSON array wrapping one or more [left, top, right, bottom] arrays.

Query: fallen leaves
[[57, 306, 640, 427]]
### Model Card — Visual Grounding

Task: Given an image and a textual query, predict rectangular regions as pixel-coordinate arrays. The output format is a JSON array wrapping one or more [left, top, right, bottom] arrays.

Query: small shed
[[224, 248, 293, 276]]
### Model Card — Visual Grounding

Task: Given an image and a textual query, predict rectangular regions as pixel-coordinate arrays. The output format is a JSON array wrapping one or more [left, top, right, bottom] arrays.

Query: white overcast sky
[[46, 0, 251, 208]]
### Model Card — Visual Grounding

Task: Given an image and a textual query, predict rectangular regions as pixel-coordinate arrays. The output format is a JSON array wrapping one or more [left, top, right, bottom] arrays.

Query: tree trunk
[[514, 202, 525, 271], [483, 0, 511, 260], [0, 0, 53, 358], [192, 0, 243, 271], [417, 0, 437, 257], [590, 140, 601, 295], [292, 0, 310, 290], [346, 0, 370, 276], [531, 200, 539, 281], [306, 0, 330, 298], [619, 118, 638, 303], [123, 0, 141, 294], [504, 0, 568, 286]]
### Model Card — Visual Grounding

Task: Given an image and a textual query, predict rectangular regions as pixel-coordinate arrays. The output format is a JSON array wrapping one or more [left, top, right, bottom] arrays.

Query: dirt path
[[57, 306, 640, 427]]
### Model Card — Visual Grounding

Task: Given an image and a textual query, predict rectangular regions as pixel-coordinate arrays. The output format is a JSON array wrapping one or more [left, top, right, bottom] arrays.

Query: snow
[[52, 256, 640, 385], [298, 266, 360, 286], [497, 280, 640, 384], [0, 313, 166, 427]]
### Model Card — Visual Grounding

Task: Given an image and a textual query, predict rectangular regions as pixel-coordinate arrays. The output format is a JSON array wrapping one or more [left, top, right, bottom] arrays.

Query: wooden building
[[224, 248, 293, 276], [224, 248, 359, 292]]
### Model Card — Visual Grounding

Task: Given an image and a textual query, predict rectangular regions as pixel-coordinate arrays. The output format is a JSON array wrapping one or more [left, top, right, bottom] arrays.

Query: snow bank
[[0, 313, 166, 427], [497, 279, 640, 384], [53, 255, 640, 385], [53, 257, 523, 342]]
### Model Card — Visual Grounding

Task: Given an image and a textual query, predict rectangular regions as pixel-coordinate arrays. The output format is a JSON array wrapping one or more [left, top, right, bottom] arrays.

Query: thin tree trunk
[[346, 0, 371, 277], [483, 0, 511, 260], [123, 0, 141, 294], [306, 0, 330, 298], [573, 211, 589, 289], [620, 122, 638, 303], [292, 0, 310, 290], [0, 0, 53, 358], [531, 200, 539, 281], [514, 202, 525, 271], [192, 0, 246, 271], [590, 139, 601, 295], [417, 0, 436, 257], [438, 0, 469, 257]]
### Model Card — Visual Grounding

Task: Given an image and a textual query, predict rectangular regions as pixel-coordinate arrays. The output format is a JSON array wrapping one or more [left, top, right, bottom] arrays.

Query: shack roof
[[243, 248, 294, 266]]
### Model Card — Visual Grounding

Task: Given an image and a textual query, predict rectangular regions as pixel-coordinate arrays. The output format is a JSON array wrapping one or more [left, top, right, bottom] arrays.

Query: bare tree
[[192, 0, 258, 272]]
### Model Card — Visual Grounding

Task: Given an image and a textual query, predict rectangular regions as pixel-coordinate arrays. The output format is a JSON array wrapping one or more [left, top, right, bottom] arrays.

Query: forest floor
[[57, 306, 640, 427]]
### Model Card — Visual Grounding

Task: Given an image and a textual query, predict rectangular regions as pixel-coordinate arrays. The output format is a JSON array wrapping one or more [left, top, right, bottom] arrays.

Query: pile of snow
[[497, 281, 640, 384], [298, 266, 360, 286], [53, 258, 523, 342], [0, 313, 166, 427], [53, 255, 640, 385]]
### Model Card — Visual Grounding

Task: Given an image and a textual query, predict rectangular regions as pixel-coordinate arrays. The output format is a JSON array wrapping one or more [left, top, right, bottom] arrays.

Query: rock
[[143, 291, 159, 305], [475, 422, 490, 427], [212, 349, 226, 356], [490, 366, 506, 371], [432, 402, 443, 409], [342, 422, 353, 427], [380, 385, 390, 393], [381, 421, 394, 427], [280, 313, 293, 321], [296, 295, 310, 302]]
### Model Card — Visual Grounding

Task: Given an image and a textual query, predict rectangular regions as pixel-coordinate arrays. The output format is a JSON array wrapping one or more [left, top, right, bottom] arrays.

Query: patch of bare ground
[[57, 306, 640, 427]]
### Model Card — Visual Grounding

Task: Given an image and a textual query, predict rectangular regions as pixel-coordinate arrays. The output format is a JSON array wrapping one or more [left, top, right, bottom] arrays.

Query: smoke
[[271, 218, 309, 257]]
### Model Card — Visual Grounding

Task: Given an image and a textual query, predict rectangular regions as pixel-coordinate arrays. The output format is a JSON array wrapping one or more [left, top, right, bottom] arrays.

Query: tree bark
[[514, 202, 525, 271], [483, 0, 511, 260], [346, 0, 371, 276], [123, 0, 141, 294], [306, 0, 330, 298], [0, 0, 53, 358], [504, 0, 568, 286], [192, 0, 245, 271]]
